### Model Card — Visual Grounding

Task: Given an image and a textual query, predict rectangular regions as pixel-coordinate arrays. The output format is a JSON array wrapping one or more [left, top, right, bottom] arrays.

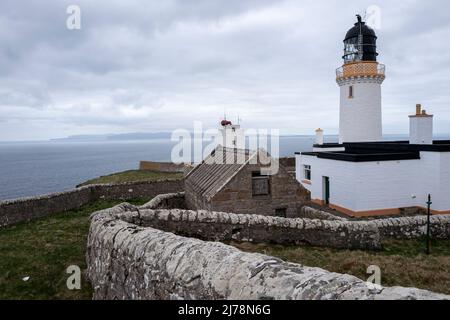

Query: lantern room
[[342, 15, 378, 64]]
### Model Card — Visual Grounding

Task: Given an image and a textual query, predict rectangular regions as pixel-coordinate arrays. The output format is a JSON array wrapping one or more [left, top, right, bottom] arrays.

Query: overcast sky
[[0, 0, 449, 141]]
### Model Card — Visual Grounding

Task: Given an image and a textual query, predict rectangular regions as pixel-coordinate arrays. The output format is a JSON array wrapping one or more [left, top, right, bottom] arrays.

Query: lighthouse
[[336, 15, 385, 143], [296, 14, 450, 217]]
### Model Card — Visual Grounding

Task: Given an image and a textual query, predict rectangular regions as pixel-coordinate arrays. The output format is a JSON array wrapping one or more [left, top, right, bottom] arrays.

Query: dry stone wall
[[294, 206, 450, 240], [140, 192, 186, 209], [0, 187, 94, 227], [86, 204, 450, 300], [120, 205, 380, 249], [90, 180, 183, 201], [299, 206, 348, 221], [139, 161, 191, 173], [0, 179, 183, 227], [152, 208, 449, 243], [369, 215, 450, 239], [91, 198, 450, 251]]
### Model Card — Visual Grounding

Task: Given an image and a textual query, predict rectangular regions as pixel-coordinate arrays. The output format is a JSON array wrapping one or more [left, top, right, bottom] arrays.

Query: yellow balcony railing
[[336, 62, 385, 80]]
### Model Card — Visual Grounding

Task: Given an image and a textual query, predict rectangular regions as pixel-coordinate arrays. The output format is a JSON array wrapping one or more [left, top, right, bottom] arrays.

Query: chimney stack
[[315, 128, 324, 145], [409, 104, 433, 145], [416, 104, 421, 115]]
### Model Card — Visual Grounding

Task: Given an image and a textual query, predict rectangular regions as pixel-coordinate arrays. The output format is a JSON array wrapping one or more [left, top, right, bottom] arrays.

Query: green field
[[0, 198, 149, 300], [77, 169, 183, 187], [0, 197, 448, 299]]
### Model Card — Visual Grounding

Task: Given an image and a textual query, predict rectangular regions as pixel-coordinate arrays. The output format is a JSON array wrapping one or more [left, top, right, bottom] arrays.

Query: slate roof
[[185, 146, 256, 201]]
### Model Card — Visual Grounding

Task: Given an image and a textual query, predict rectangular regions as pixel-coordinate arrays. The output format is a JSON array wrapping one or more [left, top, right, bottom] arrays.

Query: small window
[[303, 165, 311, 181], [252, 171, 270, 196], [349, 85, 354, 99], [275, 208, 287, 218]]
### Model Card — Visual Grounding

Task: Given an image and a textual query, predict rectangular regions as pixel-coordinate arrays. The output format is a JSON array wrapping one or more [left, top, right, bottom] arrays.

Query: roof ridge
[[205, 148, 261, 201]]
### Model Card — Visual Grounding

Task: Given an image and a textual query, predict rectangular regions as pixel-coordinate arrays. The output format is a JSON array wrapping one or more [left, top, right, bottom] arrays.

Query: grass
[[0, 198, 149, 300], [1, 194, 448, 298], [77, 169, 183, 187], [231, 239, 450, 295]]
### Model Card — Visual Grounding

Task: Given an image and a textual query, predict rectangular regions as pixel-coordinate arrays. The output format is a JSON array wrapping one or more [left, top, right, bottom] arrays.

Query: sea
[[0, 134, 448, 201]]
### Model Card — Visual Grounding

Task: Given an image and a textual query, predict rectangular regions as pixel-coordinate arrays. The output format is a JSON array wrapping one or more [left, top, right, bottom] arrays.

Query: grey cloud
[[0, 0, 449, 141]]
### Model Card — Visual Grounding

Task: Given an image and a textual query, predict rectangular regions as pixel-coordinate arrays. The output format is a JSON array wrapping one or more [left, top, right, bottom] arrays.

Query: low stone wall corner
[[86, 205, 450, 300], [141, 192, 185, 209], [131, 207, 381, 250]]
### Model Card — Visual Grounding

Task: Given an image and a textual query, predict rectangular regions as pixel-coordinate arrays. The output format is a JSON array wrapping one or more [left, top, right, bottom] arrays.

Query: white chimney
[[219, 120, 245, 149], [315, 128, 324, 145], [409, 104, 433, 145]]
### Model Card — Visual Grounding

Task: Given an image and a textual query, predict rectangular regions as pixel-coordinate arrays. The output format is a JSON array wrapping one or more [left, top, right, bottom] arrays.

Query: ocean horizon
[[1, 134, 449, 201]]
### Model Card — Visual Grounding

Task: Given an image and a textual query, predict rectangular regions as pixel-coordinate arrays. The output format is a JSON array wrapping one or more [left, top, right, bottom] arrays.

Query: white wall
[[296, 151, 450, 213], [296, 154, 359, 210], [437, 152, 450, 211], [220, 125, 245, 149], [409, 116, 433, 145], [312, 147, 345, 152], [338, 79, 383, 143]]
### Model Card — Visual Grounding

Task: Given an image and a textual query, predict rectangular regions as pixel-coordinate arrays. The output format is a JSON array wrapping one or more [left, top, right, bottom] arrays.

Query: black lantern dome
[[343, 15, 378, 63]]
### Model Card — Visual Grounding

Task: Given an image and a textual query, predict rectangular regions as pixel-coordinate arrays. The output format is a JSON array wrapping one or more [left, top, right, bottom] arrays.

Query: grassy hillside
[[0, 198, 149, 300], [232, 239, 450, 295], [1, 196, 448, 298], [77, 169, 183, 187]]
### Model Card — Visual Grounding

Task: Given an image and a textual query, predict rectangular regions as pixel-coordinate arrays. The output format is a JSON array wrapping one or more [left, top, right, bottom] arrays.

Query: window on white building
[[303, 165, 311, 180], [349, 85, 354, 99]]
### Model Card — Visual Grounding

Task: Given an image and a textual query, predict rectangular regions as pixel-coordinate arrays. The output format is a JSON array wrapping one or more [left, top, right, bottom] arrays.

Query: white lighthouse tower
[[336, 15, 385, 143]]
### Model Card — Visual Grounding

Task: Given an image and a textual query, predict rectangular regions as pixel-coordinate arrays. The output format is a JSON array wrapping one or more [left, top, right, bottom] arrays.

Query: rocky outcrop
[[86, 204, 450, 300]]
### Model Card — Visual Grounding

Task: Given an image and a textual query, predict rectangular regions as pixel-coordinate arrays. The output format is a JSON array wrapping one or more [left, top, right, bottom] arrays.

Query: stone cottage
[[185, 146, 309, 217]]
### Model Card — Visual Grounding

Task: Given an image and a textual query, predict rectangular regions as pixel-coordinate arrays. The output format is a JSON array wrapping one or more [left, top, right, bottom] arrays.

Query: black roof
[[313, 143, 344, 149], [300, 140, 450, 162], [344, 18, 377, 41], [313, 151, 420, 162], [345, 141, 450, 153], [343, 15, 378, 62]]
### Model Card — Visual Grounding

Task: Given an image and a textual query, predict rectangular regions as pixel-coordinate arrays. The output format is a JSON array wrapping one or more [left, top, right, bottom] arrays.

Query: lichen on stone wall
[[86, 204, 450, 300], [299, 206, 348, 221], [0, 180, 184, 228], [140, 192, 185, 209], [369, 215, 450, 239], [113, 203, 381, 249]]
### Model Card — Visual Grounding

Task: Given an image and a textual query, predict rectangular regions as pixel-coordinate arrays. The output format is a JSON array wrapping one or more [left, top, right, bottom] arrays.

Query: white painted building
[[338, 68, 384, 143], [296, 148, 450, 217], [295, 15, 450, 217], [219, 119, 245, 149], [409, 105, 434, 145]]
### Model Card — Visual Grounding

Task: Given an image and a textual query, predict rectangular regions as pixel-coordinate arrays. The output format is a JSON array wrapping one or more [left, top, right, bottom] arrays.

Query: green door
[[323, 176, 330, 205]]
